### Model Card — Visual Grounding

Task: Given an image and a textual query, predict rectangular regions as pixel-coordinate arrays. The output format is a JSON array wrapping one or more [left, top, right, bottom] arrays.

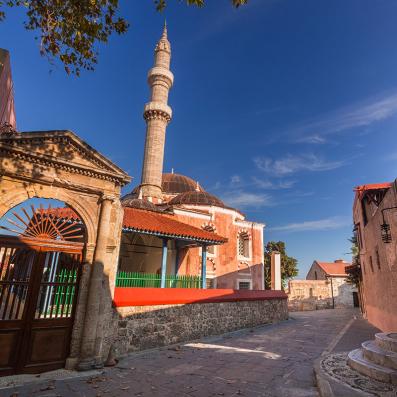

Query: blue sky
[[1, 0, 397, 278]]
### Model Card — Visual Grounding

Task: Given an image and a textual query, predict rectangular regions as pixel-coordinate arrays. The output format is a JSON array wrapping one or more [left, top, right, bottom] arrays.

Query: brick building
[[352, 181, 397, 331]]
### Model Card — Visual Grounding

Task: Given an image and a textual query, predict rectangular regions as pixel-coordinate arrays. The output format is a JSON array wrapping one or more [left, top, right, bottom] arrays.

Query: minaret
[[140, 23, 174, 201]]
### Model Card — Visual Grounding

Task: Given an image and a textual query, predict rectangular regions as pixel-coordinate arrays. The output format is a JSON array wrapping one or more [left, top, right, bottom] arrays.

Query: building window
[[238, 232, 250, 258], [362, 198, 368, 226], [206, 277, 216, 289], [238, 280, 251, 290], [376, 249, 381, 270], [314, 271, 318, 280], [369, 256, 374, 272]]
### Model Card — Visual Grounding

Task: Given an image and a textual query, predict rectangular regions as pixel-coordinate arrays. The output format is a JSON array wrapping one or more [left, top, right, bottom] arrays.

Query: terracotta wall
[[173, 207, 264, 290], [353, 181, 397, 331]]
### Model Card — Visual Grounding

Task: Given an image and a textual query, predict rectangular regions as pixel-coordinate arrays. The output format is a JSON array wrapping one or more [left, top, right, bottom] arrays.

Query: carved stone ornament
[[0, 122, 17, 136]]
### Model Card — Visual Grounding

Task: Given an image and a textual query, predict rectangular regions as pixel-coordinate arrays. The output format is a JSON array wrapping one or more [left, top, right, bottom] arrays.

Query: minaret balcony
[[143, 102, 172, 121], [147, 67, 174, 87]]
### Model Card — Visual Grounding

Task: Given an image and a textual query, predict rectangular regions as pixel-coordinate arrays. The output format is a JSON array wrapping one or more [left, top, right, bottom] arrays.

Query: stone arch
[[0, 184, 98, 247], [0, 130, 131, 372]]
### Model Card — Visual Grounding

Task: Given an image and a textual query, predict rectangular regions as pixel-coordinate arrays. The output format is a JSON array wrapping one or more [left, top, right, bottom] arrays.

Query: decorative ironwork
[[0, 204, 84, 241], [381, 222, 392, 243]]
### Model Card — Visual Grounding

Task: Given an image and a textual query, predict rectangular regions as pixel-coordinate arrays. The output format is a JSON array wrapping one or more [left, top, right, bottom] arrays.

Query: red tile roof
[[316, 261, 351, 276], [123, 207, 227, 244], [354, 182, 392, 199], [45, 207, 227, 244]]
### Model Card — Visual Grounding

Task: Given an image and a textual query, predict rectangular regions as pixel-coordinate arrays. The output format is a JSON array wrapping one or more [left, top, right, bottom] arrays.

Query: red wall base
[[113, 288, 287, 307]]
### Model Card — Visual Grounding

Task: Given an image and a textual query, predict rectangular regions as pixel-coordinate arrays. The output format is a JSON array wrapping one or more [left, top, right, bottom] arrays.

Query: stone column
[[271, 251, 282, 290], [78, 194, 114, 370], [201, 245, 207, 289]]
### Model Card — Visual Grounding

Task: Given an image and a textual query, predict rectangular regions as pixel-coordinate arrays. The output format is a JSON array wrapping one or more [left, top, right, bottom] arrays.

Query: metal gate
[[0, 237, 83, 375], [0, 204, 84, 375]]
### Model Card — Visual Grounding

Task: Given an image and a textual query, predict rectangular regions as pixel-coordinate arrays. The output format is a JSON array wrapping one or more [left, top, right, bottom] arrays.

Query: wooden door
[[0, 237, 82, 375]]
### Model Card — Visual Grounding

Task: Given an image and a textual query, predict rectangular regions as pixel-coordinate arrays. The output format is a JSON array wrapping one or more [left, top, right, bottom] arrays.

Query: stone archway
[[0, 130, 130, 371]]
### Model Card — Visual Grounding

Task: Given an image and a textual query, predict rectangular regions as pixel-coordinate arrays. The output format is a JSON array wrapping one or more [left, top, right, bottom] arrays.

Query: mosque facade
[[120, 25, 265, 290]]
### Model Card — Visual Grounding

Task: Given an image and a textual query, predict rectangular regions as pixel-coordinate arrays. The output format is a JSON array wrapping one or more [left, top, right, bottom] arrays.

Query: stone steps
[[375, 332, 397, 353], [362, 340, 397, 370], [348, 348, 397, 385]]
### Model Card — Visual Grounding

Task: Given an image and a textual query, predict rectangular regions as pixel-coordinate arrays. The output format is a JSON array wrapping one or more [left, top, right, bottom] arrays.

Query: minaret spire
[[139, 25, 174, 201]]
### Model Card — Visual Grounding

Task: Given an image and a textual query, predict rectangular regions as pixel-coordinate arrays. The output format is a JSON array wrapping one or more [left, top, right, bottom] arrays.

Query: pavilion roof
[[45, 206, 227, 245], [122, 207, 227, 244]]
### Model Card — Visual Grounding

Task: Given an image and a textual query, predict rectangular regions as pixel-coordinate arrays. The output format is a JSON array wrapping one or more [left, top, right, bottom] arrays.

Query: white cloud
[[254, 154, 346, 176], [251, 177, 296, 190], [297, 134, 327, 144], [221, 191, 273, 209], [230, 175, 241, 185], [290, 92, 397, 141], [269, 216, 351, 233]]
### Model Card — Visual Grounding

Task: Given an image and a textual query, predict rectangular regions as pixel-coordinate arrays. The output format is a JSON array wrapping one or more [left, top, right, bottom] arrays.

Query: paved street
[[1, 308, 367, 397]]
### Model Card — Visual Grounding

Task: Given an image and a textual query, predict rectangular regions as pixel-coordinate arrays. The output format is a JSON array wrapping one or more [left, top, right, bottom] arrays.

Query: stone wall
[[288, 279, 356, 311], [108, 299, 288, 357]]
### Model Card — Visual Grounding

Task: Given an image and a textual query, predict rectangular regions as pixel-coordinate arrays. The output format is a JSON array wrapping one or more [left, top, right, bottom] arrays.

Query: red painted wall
[[114, 287, 287, 307]]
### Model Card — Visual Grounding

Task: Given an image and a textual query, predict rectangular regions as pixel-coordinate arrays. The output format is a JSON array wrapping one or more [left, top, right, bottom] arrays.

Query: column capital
[[99, 193, 117, 203]]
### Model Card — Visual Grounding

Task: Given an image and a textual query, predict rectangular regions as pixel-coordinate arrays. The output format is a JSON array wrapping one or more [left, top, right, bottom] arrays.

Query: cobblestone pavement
[[0, 308, 360, 397]]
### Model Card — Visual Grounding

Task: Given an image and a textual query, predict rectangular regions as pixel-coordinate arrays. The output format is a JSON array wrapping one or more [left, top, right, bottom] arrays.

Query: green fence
[[116, 271, 202, 288], [53, 268, 77, 315]]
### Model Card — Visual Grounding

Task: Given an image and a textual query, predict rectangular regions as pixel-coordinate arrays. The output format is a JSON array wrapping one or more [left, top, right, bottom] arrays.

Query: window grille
[[238, 281, 251, 290], [206, 278, 216, 289], [238, 233, 250, 258]]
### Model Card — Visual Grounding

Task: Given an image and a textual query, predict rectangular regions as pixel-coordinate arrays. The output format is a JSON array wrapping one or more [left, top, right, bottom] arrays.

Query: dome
[[168, 191, 225, 208], [121, 195, 159, 212], [162, 173, 204, 195]]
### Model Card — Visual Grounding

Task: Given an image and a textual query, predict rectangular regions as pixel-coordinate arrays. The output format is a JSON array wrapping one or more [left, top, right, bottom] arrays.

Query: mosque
[[118, 24, 265, 290], [0, 26, 281, 376]]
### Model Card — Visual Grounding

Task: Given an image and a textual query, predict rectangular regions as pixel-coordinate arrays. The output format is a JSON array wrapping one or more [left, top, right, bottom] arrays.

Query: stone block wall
[[109, 299, 288, 357], [288, 279, 356, 311]]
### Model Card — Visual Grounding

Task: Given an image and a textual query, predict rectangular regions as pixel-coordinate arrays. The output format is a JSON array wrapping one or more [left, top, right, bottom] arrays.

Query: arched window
[[238, 232, 250, 258]]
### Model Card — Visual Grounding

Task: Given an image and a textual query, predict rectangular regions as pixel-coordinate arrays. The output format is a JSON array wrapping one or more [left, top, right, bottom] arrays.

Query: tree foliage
[[346, 233, 362, 287], [264, 241, 298, 290], [0, 0, 248, 75]]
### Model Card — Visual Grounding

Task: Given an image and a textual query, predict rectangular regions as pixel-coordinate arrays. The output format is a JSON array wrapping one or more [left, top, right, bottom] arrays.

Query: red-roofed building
[[305, 259, 358, 308]]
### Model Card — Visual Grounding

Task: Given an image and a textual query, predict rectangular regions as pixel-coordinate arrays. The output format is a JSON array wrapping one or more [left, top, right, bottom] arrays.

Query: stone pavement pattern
[[0, 309, 360, 397]]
